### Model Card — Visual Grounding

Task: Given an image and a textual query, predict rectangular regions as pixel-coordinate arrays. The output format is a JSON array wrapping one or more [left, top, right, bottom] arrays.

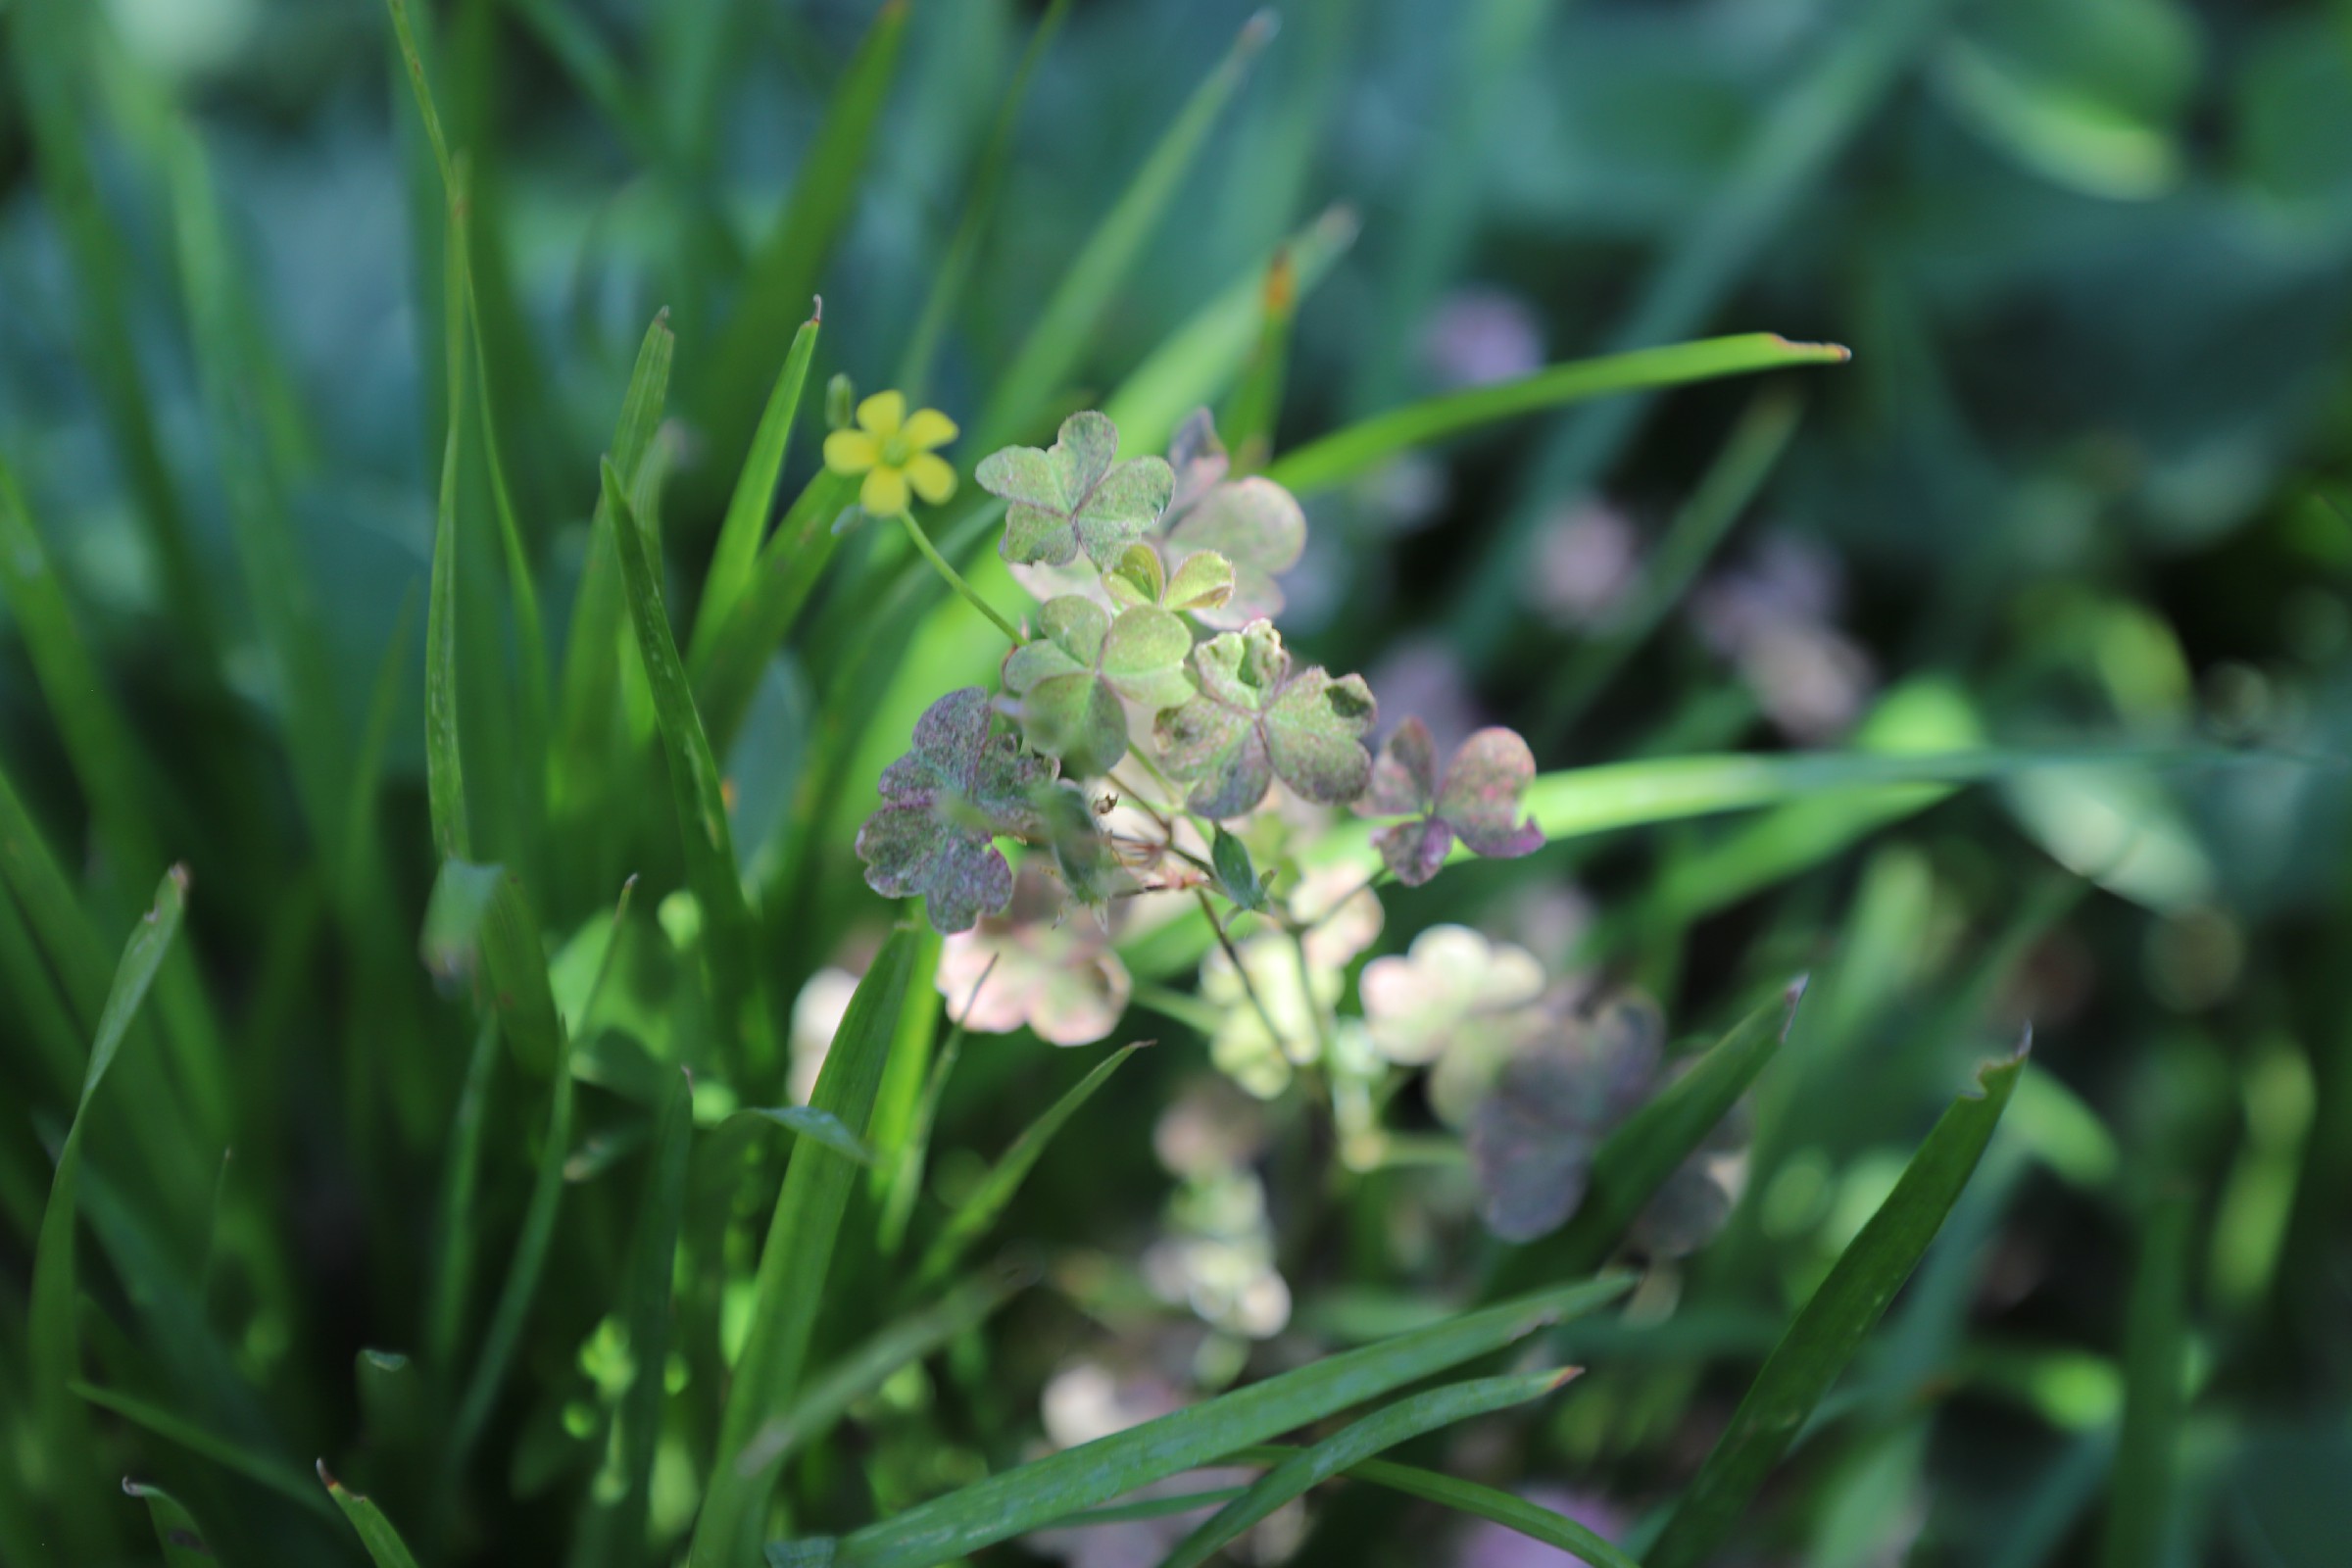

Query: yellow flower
[[822, 390, 957, 515]]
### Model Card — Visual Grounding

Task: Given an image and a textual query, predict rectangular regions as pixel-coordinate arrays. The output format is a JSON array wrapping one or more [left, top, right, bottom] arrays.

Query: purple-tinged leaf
[[1153, 620, 1375, 819], [980, 411, 1174, 569], [857, 688, 1056, 933]]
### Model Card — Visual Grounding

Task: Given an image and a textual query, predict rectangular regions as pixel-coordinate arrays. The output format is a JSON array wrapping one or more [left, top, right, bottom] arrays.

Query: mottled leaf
[[1366, 721, 1544, 886], [1002, 597, 1192, 776], [857, 688, 1056, 934], [1164, 477, 1304, 630], [1468, 996, 1667, 1242], [1359, 924, 1546, 1070], [935, 868, 1133, 1047], [1152, 620, 1375, 818], [979, 410, 1174, 568]]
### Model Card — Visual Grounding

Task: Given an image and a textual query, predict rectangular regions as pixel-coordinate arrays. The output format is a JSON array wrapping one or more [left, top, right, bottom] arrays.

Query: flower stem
[[897, 508, 1022, 643]]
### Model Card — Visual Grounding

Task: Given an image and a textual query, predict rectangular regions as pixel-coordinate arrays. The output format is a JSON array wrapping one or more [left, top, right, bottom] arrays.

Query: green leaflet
[[1262, 334, 1848, 497], [26, 866, 186, 1558], [319, 1462, 426, 1568], [913, 1042, 1148, 1289], [1643, 1044, 2030, 1568], [602, 457, 773, 1079], [697, 311, 823, 666], [1158, 1368, 1578, 1568], [828, 1273, 1632, 1568], [76, 1379, 335, 1520], [2101, 1188, 2195, 1568], [694, 928, 922, 1567]]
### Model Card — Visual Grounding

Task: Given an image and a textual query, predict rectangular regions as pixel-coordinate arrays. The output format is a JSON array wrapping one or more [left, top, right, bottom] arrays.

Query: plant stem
[[897, 508, 1022, 643]]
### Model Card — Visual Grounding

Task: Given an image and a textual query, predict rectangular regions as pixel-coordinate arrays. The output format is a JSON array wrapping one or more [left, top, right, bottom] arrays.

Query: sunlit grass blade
[[913, 1041, 1147, 1290], [319, 1461, 426, 1568], [1263, 334, 1847, 498], [1643, 1043, 2031, 1568], [76, 1380, 335, 1520], [894, 0, 1073, 401], [1221, 248, 1298, 469], [1536, 387, 1804, 745], [734, 1261, 1032, 1480], [694, 927, 922, 1567], [1159, 1368, 1578, 1568], [702, 1, 908, 484], [574, 1068, 692, 1568], [976, 10, 1275, 449], [736, 1105, 880, 1166], [2101, 1187, 2194, 1568], [1102, 203, 1358, 458], [695, 310, 822, 666], [1221, 1446, 1642, 1568], [26, 865, 186, 1557], [123, 1479, 216, 1565], [1486, 983, 1804, 1298], [691, 468, 858, 753], [829, 1273, 1632, 1568]]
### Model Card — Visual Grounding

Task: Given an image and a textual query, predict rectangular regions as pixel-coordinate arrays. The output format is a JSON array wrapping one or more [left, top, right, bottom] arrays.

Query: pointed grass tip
[[1239, 10, 1280, 53], [1545, 1365, 1585, 1392], [810, 295, 823, 324]]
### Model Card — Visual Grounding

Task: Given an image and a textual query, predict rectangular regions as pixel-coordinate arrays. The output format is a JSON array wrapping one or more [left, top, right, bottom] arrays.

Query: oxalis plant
[[0, 2, 2067, 1566]]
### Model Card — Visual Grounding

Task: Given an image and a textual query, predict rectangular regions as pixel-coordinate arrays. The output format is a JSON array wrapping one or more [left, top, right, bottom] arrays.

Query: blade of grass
[[2101, 1188, 2195, 1568], [1535, 387, 1805, 746], [75, 1381, 336, 1521], [1220, 1446, 1642, 1568], [1159, 1368, 1580, 1568], [702, 1, 909, 488], [1221, 248, 1298, 469], [424, 858, 566, 1076], [603, 456, 775, 1079], [425, 1012, 500, 1372], [123, 1480, 217, 1566], [830, 1273, 1633, 1568], [975, 11, 1276, 450], [693, 926, 922, 1567], [425, 175, 475, 864], [865, 925, 945, 1215], [734, 1261, 1033, 1479], [879, 956, 983, 1256], [913, 1042, 1149, 1290], [573, 1068, 693, 1568], [734, 1105, 880, 1166], [690, 467, 858, 754], [1486, 983, 1806, 1299], [0, 759, 112, 1019], [319, 1462, 426, 1568], [26, 866, 187, 1559], [1262, 335, 1848, 498], [694, 310, 823, 666], [1643, 1042, 2031, 1568]]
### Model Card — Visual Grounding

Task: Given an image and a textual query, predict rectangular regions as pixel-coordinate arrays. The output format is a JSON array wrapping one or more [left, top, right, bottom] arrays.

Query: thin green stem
[[896, 508, 1022, 643]]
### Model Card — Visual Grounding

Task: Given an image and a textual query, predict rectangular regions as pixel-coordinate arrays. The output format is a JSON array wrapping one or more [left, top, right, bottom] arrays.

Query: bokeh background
[[5, 0, 2351, 1563]]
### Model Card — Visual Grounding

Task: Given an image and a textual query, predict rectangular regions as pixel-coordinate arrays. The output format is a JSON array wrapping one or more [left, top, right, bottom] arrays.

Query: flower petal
[[905, 452, 957, 505], [860, 465, 911, 516], [903, 408, 959, 450], [823, 429, 879, 474], [857, 390, 906, 437]]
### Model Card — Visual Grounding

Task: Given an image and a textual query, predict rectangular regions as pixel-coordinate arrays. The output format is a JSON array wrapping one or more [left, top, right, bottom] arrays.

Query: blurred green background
[[4, 0, 2352, 1563]]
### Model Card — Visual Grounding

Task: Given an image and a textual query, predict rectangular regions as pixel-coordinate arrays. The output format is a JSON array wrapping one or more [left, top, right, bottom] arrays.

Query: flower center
[[880, 434, 913, 467]]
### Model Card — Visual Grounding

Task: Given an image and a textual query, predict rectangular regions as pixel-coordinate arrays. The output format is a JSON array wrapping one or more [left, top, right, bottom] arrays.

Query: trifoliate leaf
[[1152, 620, 1375, 819], [979, 411, 1175, 569], [1211, 827, 1274, 913], [1467, 994, 1666, 1242], [1359, 924, 1547, 1069], [1002, 597, 1193, 777], [856, 687, 1056, 934], [1159, 410, 1305, 630], [934, 867, 1133, 1046], [1364, 720, 1544, 886]]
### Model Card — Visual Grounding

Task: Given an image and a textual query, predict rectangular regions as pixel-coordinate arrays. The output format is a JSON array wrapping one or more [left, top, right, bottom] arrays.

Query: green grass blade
[[1262, 334, 1848, 497], [736, 1105, 880, 1166], [2101, 1188, 2195, 1568], [1486, 984, 1805, 1298], [574, 1068, 693, 1568], [976, 11, 1275, 449], [338, 588, 421, 906], [694, 927, 922, 1567], [123, 1480, 219, 1565], [695, 310, 823, 667], [602, 456, 773, 1078], [76, 1381, 335, 1521], [1535, 387, 1805, 746], [26, 866, 187, 1556], [830, 1273, 1632, 1568], [1159, 1368, 1579, 1568], [425, 1013, 501, 1372], [424, 858, 566, 1076], [877, 965, 973, 1257], [425, 191, 475, 863], [1054, 1488, 1250, 1527], [1221, 1446, 1642, 1568], [913, 1041, 1148, 1289], [1643, 1043, 2031, 1568], [319, 1462, 426, 1568], [734, 1262, 1032, 1480], [690, 467, 858, 754], [1101, 203, 1358, 459], [702, 1, 909, 485], [0, 759, 112, 1020]]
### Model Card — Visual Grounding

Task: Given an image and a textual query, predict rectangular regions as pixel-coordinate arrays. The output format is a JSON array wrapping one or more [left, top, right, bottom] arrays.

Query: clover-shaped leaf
[[1104, 540, 1237, 615], [1152, 620, 1375, 819], [1160, 410, 1305, 630], [1002, 596, 1193, 777], [1359, 924, 1547, 1070], [1363, 719, 1544, 886], [978, 411, 1174, 569], [1466, 994, 1665, 1242], [934, 867, 1132, 1047], [856, 687, 1056, 934]]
